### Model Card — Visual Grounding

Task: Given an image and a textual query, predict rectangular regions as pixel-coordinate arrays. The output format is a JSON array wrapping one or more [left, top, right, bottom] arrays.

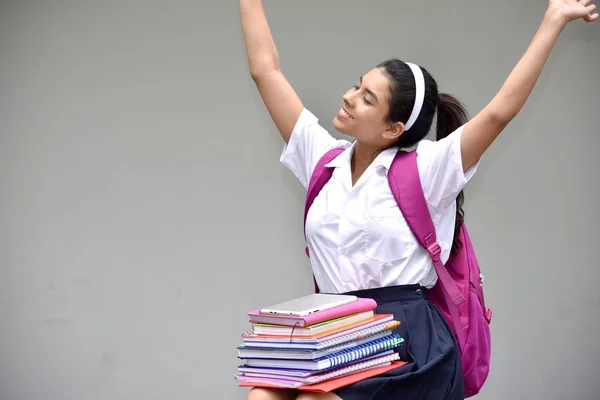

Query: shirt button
[[339, 247, 347, 255]]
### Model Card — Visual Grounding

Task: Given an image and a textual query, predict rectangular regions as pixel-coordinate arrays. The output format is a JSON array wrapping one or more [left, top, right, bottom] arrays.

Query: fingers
[[583, 12, 598, 22], [577, 0, 597, 22], [584, 3, 598, 21]]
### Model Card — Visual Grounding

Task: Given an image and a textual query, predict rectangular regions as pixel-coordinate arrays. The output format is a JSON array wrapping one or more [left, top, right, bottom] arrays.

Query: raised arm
[[240, 0, 303, 143], [460, 0, 598, 171]]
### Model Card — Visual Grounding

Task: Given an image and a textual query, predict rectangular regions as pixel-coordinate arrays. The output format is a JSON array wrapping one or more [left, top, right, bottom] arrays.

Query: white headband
[[403, 62, 425, 131]]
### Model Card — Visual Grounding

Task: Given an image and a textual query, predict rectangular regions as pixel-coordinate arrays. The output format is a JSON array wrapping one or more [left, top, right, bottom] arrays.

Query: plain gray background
[[1, 0, 598, 399]]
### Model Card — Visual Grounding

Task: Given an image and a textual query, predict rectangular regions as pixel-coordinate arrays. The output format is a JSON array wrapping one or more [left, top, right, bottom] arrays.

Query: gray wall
[[0, 1, 598, 399]]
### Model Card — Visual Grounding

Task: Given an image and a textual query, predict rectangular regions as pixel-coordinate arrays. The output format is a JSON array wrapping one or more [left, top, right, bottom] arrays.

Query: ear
[[382, 121, 405, 141]]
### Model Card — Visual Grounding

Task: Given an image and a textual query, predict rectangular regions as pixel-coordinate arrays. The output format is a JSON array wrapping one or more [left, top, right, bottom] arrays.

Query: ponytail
[[436, 93, 468, 141], [436, 93, 469, 253]]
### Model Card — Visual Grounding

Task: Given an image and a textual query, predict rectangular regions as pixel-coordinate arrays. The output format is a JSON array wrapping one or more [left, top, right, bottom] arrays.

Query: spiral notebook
[[238, 329, 395, 360], [241, 333, 404, 371], [240, 319, 400, 352], [237, 358, 408, 393], [237, 352, 401, 388], [238, 350, 394, 378]]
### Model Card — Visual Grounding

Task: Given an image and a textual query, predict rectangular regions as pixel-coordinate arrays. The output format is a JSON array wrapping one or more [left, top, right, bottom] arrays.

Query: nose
[[342, 91, 354, 108]]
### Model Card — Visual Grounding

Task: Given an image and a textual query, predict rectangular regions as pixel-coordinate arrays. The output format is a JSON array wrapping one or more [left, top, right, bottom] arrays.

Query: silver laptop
[[259, 293, 358, 317]]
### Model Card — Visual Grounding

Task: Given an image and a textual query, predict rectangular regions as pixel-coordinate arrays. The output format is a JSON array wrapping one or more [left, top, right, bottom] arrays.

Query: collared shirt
[[280, 108, 479, 294]]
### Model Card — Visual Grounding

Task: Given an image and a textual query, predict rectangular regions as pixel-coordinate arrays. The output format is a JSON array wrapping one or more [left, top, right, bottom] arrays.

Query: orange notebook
[[238, 360, 408, 393]]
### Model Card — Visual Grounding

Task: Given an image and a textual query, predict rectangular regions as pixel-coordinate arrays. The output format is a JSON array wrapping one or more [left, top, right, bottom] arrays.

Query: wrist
[[543, 8, 569, 30]]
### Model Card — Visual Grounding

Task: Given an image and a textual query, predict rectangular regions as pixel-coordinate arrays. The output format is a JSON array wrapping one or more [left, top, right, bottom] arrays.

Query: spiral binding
[[315, 321, 399, 350], [309, 330, 390, 358], [305, 353, 401, 384], [321, 333, 403, 368]]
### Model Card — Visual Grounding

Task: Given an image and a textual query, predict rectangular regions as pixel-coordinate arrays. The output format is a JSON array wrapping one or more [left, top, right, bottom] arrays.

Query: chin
[[332, 116, 354, 137]]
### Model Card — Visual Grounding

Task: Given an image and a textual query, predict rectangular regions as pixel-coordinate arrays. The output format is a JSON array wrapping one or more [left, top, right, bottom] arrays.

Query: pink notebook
[[247, 297, 377, 327]]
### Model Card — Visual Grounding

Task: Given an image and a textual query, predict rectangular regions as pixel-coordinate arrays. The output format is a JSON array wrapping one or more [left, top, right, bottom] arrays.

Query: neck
[[350, 141, 383, 185]]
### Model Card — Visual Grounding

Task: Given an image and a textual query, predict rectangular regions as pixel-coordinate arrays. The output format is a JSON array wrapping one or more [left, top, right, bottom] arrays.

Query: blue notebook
[[240, 333, 404, 371], [238, 330, 394, 360]]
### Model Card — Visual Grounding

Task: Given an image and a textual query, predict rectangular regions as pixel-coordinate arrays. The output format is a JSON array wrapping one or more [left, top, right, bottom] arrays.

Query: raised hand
[[459, 0, 597, 171], [547, 0, 598, 24]]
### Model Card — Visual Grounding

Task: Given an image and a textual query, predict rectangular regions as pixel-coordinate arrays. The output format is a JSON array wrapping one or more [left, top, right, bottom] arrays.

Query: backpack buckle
[[484, 307, 492, 324], [427, 242, 442, 262]]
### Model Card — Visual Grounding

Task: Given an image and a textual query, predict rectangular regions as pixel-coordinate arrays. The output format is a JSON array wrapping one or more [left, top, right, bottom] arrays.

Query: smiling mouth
[[340, 107, 354, 119]]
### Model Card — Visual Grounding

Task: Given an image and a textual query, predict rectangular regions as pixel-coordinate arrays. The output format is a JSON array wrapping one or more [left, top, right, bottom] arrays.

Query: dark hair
[[377, 59, 468, 252]]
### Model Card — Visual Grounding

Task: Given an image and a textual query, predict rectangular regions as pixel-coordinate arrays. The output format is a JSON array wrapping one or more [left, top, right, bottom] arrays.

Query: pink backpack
[[304, 147, 492, 398]]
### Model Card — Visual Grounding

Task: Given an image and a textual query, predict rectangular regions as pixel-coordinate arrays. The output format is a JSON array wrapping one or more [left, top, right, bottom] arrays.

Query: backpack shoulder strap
[[304, 147, 346, 230], [304, 147, 345, 293], [387, 150, 465, 308]]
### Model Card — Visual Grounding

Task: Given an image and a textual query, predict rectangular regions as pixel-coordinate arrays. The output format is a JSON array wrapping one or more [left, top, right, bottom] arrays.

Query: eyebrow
[[359, 76, 379, 103]]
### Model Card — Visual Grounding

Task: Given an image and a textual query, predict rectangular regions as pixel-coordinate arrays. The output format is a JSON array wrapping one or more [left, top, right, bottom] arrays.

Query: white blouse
[[280, 108, 479, 294]]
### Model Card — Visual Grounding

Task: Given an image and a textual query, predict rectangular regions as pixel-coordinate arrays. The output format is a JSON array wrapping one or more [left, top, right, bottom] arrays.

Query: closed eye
[[353, 85, 373, 106], [359, 76, 379, 105]]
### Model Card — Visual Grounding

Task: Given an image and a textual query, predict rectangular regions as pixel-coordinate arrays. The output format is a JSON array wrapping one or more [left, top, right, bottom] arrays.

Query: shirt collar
[[324, 141, 401, 172], [324, 142, 355, 168]]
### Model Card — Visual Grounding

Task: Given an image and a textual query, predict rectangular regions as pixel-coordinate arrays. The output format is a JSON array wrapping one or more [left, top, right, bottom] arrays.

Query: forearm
[[240, 0, 280, 77], [487, 12, 566, 122], [459, 12, 569, 171]]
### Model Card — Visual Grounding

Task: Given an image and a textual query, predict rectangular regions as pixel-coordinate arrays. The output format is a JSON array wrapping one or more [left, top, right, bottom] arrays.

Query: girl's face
[[333, 67, 405, 147]]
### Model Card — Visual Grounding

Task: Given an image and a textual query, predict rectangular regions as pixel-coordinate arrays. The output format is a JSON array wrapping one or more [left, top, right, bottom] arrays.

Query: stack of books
[[236, 295, 407, 392]]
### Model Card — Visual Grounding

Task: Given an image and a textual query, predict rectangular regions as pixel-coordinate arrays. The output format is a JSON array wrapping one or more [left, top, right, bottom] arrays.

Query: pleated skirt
[[332, 284, 464, 400]]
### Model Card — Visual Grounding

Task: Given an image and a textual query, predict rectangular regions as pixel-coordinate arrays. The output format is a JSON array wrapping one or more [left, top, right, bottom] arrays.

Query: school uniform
[[280, 108, 479, 400]]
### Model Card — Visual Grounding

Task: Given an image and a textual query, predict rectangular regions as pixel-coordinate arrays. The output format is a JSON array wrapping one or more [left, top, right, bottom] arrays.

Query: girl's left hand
[[547, 0, 598, 24], [548, 0, 598, 23]]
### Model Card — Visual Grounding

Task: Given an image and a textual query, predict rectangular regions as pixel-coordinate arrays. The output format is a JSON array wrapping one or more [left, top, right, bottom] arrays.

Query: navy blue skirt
[[333, 285, 464, 400]]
